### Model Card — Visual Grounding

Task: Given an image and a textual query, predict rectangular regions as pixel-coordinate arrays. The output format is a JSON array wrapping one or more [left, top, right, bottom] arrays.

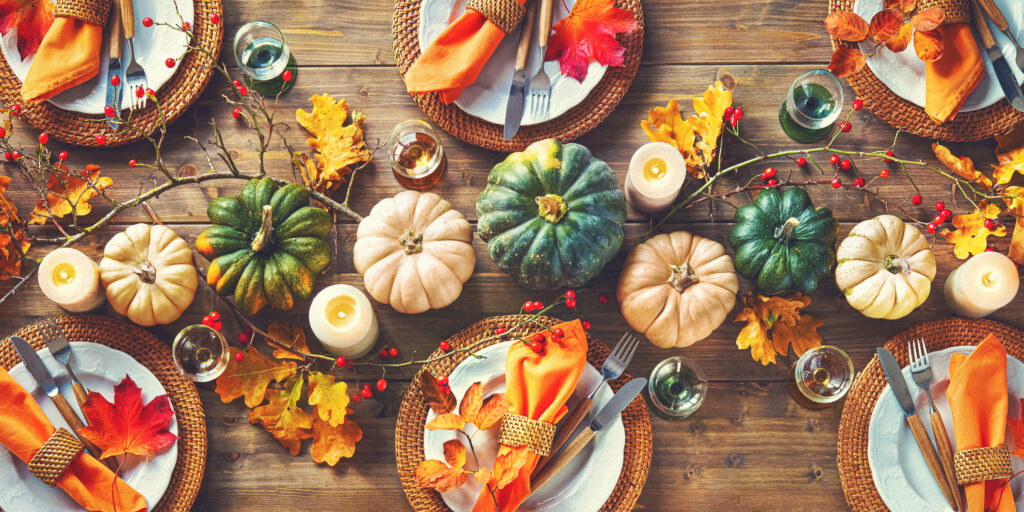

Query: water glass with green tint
[[779, 70, 844, 143]]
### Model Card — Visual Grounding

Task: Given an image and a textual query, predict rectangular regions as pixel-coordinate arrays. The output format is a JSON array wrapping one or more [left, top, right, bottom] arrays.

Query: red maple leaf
[[79, 375, 178, 459], [544, 0, 637, 82], [0, 0, 54, 60]]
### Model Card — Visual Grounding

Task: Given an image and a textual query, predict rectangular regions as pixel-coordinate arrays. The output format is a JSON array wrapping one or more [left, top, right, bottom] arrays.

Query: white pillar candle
[[944, 252, 1020, 318], [37, 248, 105, 312], [624, 142, 687, 214], [309, 284, 379, 358]]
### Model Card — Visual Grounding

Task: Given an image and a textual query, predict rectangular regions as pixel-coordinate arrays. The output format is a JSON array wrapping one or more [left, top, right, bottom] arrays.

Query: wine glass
[[790, 345, 855, 407], [647, 356, 708, 419], [172, 325, 229, 382], [779, 70, 844, 143]]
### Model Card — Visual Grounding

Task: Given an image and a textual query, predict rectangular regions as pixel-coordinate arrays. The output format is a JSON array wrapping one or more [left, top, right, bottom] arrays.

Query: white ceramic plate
[[868, 346, 1024, 511], [0, 342, 178, 512], [0, 0, 194, 114], [418, 0, 607, 125], [423, 341, 624, 512], [853, 0, 1024, 112]]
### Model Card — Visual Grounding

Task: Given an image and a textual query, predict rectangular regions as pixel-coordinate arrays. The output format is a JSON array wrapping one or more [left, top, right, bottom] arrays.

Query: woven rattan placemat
[[837, 317, 1024, 511], [392, 0, 645, 152], [395, 314, 652, 511], [0, 0, 224, 147], [0, 314, 206, 512]]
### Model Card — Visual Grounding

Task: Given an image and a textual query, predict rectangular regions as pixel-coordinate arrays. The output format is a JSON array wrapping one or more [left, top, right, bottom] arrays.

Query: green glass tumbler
[[779, 70, 844, 143]]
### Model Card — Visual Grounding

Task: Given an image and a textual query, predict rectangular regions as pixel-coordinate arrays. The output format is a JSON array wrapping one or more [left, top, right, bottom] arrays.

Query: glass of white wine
[[172, 325, 229, 382], [647, 356, 708, 419], [791, 345, 854, 406]]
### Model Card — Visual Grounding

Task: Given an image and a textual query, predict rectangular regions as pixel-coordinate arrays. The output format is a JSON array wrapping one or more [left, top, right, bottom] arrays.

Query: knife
[[877, 348, 957, 509], [105, 0, 123, 128], [11, 337, 112, 468], [502, 0, 538, 140], [528, 377, 646, 495], [974, 0, 1024, 72], [971, 1, 1024, 113]]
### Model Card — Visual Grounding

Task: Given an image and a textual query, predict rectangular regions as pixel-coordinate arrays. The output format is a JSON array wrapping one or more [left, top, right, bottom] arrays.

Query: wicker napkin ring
[[919, 0, 970, 25], [498, 412, 556, 456], [28, 428, 84, 487], [466, 0, 525, 34], [54, 0, 112, 26], [954, 445, 1013, 485]]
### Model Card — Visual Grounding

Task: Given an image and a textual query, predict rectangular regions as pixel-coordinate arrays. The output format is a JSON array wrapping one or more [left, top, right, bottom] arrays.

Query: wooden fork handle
[[119, 0, 135, 39], [931, 411, 964, 512], [975, 0, 1010, 32], [528, 427, 595, 497], [531, 396, 593, 478], [907, 413, 957, 509]]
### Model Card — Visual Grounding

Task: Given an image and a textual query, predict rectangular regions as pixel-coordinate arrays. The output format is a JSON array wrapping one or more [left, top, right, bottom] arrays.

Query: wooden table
[[1, 0, 1020, 509]]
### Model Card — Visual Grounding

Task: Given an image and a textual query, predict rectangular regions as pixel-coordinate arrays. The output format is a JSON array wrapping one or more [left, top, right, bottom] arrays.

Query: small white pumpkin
[[353, 191, 475, 314], [100, 224, 198, 326], [835, 215, 936, 319]]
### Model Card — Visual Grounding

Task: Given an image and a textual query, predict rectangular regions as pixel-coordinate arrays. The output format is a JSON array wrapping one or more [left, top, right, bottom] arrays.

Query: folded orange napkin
[[925, 16, 983, 123], [472, 319, 587, 512], [946, 334, 1015, 512], [0, 366, 146, 512], [21, 0, 111, 104], [404, 0, 526, 104]]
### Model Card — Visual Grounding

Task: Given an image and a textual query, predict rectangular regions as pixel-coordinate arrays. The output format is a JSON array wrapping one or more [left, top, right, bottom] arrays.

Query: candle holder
[[789, 345, 854, 408], [172, 325, 229, 382], [647, 356, 707, 420], [387, 120, 446, 191], [779, 70, 844, 143]]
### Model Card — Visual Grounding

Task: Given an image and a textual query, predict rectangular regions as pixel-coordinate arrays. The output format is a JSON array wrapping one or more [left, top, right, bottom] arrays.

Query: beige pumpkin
[[354, 191, 475, 314], [835, 214, 936, 319], [617, 231, 739, 348], [100, 224, 198, 326]]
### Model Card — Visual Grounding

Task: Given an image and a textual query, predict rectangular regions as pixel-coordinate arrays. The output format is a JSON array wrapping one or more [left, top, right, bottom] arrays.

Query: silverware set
[[970, 0, 1024, 113], [105, 0, 149, 127], [503, 0, 555, 140]]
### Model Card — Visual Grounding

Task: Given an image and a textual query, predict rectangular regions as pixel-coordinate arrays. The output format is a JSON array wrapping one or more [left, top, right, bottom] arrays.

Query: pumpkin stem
[[251, 205, 274, 252], [399, 230, 424, 255], [667, 263, 700, 293], [774, 217, 800, 244], [885, 255, 910, 275], [535, 194, 568, 223], [131, 261, 157, 284]]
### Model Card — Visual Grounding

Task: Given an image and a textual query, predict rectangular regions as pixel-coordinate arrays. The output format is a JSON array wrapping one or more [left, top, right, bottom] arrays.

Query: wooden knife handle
[[119, 0, 135, 39], [529, 427, 595, 496], [53, 393, 118, 472], [974, 0, 1009, 32], [538, 0, 554, 49], [971, 1, 997, 50], [931, 411, 964, 512], [532, 396, 593, 477], [514, 0, 538, 71], [108, 0, 122, 59], [907, 413, 957, 509]]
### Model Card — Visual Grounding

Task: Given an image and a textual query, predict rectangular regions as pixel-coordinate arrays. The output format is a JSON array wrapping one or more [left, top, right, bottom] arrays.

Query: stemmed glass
[[779, 70, 844, 143]]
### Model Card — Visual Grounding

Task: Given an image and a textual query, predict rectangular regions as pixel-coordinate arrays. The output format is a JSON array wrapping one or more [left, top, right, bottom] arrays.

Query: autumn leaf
[[266, 323, 311, 360], [426, 413, 465, 431], [886, 22, 914, 52], [942, 201, 1007, 259], [544, 0, 638, 82], [734, 292, 823, 366], [641, 82, 731, 179], [0, 176, 29, 279], [418, 371, 456, 415], [829, 47, 867, 78], [1002, 186, 1024, 264], [215, 346, 297, 408], [933, 143, 992, 191], [416, 458, 469, 493], [824, 11, 869, 42], [885, 0, 916, 13], [295, 94, 371, 193], [307, 371, 350, 427], [78, 375, 178, 459], [460, 382, 483, 425], [474, 393, 508, 431], [311, 417, 362, 466], [993, 135, 1024, 186], [913, 29, 943, 62], [493, 445, 530, 489], [911, 6, 944, 32], [443, 439, 467, 469], [248, 375, 313, 456], [29, 164, 113, 225], [474, 468, 493, 484], [0, 0, 54, 59], [869, 7, 904, 44]]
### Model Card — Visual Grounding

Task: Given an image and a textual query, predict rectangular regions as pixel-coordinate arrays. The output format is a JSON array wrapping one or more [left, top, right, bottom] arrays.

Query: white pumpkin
[[353, 191, 475, 314], [100, 224, 198, 326], [835, 215, 936, 319], [617, 231, 739, 348]]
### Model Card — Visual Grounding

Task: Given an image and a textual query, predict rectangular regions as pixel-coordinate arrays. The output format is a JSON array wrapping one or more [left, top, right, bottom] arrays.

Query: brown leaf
[[0, 176, 29, 279], [474, 468, 493, 485], [828, 47, 867, 78], [474, 394, 508, 431], [493, 446, 531, 490], [913, 29, 943, 62], [886, 22, 914, 52], [911, 6, 944, 32], [416, 459, 469, 493], [825, 11, 869, 42], [418, 371, 456, 415], [443, 439, 467, 469], [459, 382, 483, 425], [869, 7, 904, 44], [425, 413, 465, 431]]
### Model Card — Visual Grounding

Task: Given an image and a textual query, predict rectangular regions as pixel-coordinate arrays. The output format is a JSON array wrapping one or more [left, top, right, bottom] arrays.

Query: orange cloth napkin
[[0, 366, 147, 512], [21, 16, 104, 104], [925, 23, 984, 124], [403, 1, 525, 104], [946, 334, 1015, 512], [472, 319, 587, 512]]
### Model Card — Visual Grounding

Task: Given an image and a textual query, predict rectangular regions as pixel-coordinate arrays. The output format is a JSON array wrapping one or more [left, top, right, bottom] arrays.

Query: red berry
[[145, 88, 155, 97], [984, 218, 996, 230], [361, 387, 373, 399], [762, 167, 776, 179], [335, 356, 347, 367], [533, 332, 546, 344], [3, 152, 10, 161], [565, 290, 575, 299], [885, 150, 894, 163], [209, 312, 220, 321], [840, 159, 852, 171], [212, 321, 222, 331], [110, 75, 120, 87], [181, 22, 190, 31], [880, 169, 890, 178], [57, 151, 68, 161], [831, 178, 842, 188], [209, 13, 220, 24], [927, 223, 937, 233], [767, 178, 779, 187], [128, 159, 138, 168], [165, 58, 175, 68], [986, 247, 995, 252], [104, 106, 115, 117], [350, 393, 361, 404], [142, 17, 153, 27], [9, 151, 19, 160], [439, 340, 452, 351], [553, 328, 565, 338], [852, 99, 864, 111], [135, 86, 145, 98], [436, 375, 449, 387], [95, 135, 106, 145], [796, 157, 807, 166], [239, 331, 250, 344], [854, 177, 866, 188], [389, 347, 399, 358], [598, 294, 609, 303], [495, 327, 506, 336], [935, 201, 944, 212], [238, 86, 248, 96], [0, 127, 5, 137], [534, 301, 544, 310], [565, 298, 576, 308], [231, 107, 243, 119], [723, 107, 734, 119], [376, 379, 388, 391], [282, 70, 293, 82], [734, 107, 743, 120], [911, 194, 923, 206], [379, 349, 389, 359], [840, 121, 851, 133], [941, 209, 952, 220], [581, 320, 591, 331], [729, 117, 738, 128], [530, 342, 545, 354], [201, 315, 213, 326], [10, 104, 19, 115], [232, 79, 242, 87], [234, 352, 244, 362], [37, 132, 48, 144], [522, 301, 533, 312], [932, 215, 945, 225], [830, 154, 840, 165]]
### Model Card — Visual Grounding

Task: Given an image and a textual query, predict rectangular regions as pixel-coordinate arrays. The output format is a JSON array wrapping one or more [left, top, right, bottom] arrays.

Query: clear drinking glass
[[647, 356, 708, 419], [233, 21, 291, 81], [172, 325, 229, 382], [790, 345, 855, 406], [387, 120, 447, 191], [779, 70, 844, 143]]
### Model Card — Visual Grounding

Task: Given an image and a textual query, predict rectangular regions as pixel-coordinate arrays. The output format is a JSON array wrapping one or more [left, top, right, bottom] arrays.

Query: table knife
[[528, 377, 646, 495], [105, 0, 123, 128], [974, 0, 1024, 72], [877, 348, 957, 509], [971, 1, 1024, 113], [502, 0, 538, 140]]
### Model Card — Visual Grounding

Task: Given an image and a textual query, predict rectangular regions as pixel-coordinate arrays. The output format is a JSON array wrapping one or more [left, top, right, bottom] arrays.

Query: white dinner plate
[[0, 0, 194, 114], [423, 341, 624, 512], [868, 346, 1024, 511], [853, 0, 1024, 112], [0, 342, 178, 512], [418, 0, 607, 126]]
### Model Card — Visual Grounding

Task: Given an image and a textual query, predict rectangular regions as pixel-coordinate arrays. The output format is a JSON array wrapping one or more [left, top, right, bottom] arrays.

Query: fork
[[119, 0, 148, 110], [532, 332, 640, 476], [527, 0, 554, 120], [909, 338, 964, 512]]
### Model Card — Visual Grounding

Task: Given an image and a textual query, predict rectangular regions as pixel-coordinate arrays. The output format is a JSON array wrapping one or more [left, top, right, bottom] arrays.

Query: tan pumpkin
[[617, 231, 739, 348], [835, 214, 935, 319], [100, 224, 198, 326], [353, 191, 475, 314]]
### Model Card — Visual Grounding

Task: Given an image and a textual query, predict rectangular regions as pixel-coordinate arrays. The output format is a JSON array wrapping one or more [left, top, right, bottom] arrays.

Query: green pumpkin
[[476, 139, 627, 290], [196, 177, 332, 315], [728, 187, 838, 295]]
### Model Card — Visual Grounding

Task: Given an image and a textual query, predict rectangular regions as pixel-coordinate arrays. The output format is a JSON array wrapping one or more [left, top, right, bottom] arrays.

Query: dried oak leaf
[[493, 445, 531, 489], [824, 11, 869, 42], [426, 413, 465, 431], [295, 94, 371, 193], [993, 135, 1024, 186], [78, 375, 178, 459], [460, 382, 483, 424], [248, 375, 313, 456], [829, 47, 867, 78], [886, 22, 914, 53], [734, 292, 823, 366], [418, 371, 456, 415], [642, 100, 697, 174], [307, 371, 350, 427], [641, 82, 731, 179], [474, 393, 508, 431], [416, 458, 469, 493], [0, 176, 29, 279], [933, 143, 993, 191], [215, 346, 297, 408], [29, 164, 113, 225], [911, 6, 944, 32], [266, 323, 311, 361], [544, 0, 638, 82], [869, 7, 904, 44], [1009, 399, 1024, 459], [311, 416, 362, 466], [913, 29, 943, 62], [942, 201, 1007, 259], [1002, 186, 1024, 264], [0, 0, 54, 59]]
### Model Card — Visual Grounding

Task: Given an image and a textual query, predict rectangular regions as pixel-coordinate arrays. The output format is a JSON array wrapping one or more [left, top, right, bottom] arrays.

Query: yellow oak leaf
[[993, 138, 1024, 186], [734, 292, 823, 366], [247, 375, 313, 456], [942, 201, 1007, 259], [443, 439, 466, 469], [295, 94, 371, 193], [0, 176, 29, 279], [641, 81, 732, 179], [932, 143, 992, 191], [425, 413, 465, 431], [29, 164, 113, 225], [266, 323, 310, 360], [307, 371, 350, 427], [416, 459, 469, 492], [215, 346, 297, 408], [459, 382, 483, 425], [311, 416, 362, 466], [474, 393, 508, 431]]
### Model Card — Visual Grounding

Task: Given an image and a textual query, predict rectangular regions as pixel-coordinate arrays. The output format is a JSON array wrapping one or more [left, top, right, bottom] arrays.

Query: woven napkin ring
[[466, 0, 526, 34], [919, 0, 970, 25], [498, 412, 556, 456], [54, 0, 113, 26], [954, 445, 1013, 485], [28, 428, 84, 487]]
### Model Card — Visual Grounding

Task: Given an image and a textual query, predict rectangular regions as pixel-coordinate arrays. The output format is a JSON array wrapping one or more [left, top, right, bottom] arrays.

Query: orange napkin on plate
[[21, 0, 111, 104], [472, 319, 587, 512], [403, 0, 526, 104], [925, 20, 984, 124], [0, 366, 146, 512], [946, 334, 1015, 512]]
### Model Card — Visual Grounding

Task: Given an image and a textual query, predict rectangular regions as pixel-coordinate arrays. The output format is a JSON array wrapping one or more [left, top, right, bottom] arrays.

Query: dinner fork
[[527, 0, 554, 120], [909, 338, 964, 512], [119, 0, 148, 110]]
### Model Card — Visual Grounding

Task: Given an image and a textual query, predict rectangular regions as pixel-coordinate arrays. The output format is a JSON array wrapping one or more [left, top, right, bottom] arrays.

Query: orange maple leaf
[[734, 292, 823, 365], [248, 375, 313, 456], [215, 346, 297, 408], [29, 164, 113, 225], [544, 0, 638, 82], [0, 0, 54, 59], [78, 375, 178, 459]]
